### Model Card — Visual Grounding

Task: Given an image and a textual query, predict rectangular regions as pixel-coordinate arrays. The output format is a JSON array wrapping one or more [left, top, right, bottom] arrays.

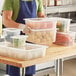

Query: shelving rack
[[43, 0, 76, 15], [45, 4, 76, 14]]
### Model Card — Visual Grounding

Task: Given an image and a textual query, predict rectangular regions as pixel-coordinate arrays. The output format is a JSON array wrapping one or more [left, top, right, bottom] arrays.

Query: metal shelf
[[45, 4, 76, 14]]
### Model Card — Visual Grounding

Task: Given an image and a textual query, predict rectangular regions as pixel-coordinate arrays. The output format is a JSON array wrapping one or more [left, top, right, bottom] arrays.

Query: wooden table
[[0, 44, 76, 76]]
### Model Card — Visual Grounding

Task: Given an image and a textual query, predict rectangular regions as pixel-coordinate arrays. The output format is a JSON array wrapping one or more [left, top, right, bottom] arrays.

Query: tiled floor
[[50, 58, 76, 76], [0, 70, 5, 76]]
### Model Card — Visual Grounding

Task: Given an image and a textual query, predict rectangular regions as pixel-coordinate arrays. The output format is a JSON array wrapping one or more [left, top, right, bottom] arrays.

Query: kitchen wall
[[0, 0, 4, 12], [72, 0, 76, 4]]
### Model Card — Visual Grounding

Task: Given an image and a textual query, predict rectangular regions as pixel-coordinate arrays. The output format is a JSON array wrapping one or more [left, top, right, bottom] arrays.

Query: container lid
[[3, 28, 21, 32], [11, 35, 28, 39], [24, 18, 57, 22]]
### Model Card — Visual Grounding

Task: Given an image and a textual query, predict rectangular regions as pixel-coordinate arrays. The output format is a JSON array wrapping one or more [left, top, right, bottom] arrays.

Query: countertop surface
[[0, 44, 76, 68]]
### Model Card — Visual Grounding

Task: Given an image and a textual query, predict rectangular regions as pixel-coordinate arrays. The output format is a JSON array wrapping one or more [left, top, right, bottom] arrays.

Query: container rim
[[3, 28, 21, 32], [11, 35, 28, 39], [31, 28, 56, 31], [24, 17, 57, 22]]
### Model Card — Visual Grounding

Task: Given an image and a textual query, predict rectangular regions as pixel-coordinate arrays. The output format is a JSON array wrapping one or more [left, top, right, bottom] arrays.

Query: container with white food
[[0, 42, 47, 60], [27, 28, 56, 46], [24, 18, 57, 46]]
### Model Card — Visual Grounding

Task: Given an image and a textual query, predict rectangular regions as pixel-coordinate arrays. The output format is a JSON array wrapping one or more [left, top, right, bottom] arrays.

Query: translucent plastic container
[[24, 18, 57, 46], [54, 32, 74, 46], [68, 31, 76, 42], [11, 35, 28, 48], [56, 18, 71, 32], [24, 18, 57, 29], [27, 28, 56, 46], [0, 42, 47, 60], [3, 28, 21, 44]]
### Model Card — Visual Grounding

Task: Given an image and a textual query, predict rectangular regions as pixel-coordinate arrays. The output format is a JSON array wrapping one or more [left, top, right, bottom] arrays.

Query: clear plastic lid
[[11, 35, 28, 39], [3, 28, 21, 32]]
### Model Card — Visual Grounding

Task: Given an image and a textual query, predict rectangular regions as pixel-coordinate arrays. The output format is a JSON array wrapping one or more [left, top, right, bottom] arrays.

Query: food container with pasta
[[24, 18, 57, 46], [27, 28, 56, 46]]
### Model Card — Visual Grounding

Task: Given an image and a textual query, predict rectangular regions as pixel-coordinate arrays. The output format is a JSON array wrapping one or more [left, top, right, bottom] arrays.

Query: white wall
[[72, 0, 76, 4], [0, 0, 4, 12]]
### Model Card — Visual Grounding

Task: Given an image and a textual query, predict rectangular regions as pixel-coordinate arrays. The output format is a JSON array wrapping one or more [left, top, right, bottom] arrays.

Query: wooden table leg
[[56, 59, 63, 76], [20, 68, 25, 76]]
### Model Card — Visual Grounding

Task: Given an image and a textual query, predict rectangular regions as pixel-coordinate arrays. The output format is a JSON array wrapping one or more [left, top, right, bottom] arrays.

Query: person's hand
[[23, 26, 32, 34], [37, 12, 46, 18]]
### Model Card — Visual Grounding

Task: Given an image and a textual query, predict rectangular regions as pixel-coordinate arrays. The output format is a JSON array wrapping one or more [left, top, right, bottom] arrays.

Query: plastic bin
[[27, 28, 56, 46], [11, 35, 28, 48], [3, 28, 21, 44], [54, 32, 74, 46], [24, 18, 57, 46], [24, 18, 57, 29], [56, 18, 71, 32], [67, 31, 76, 42], [0, 42, 47, 60]]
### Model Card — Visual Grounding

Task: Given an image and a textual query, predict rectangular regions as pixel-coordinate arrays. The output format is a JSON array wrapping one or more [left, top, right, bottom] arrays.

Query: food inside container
[[24, 18, 57, 29], [24, 18, 57, 46], [11, 35, 28, 48], [3, 28, 21, 45], [27, 28, 56, 46], [0, 42, 47, 60], [54, 32, 74, 46], [56, 18, 71, 32]]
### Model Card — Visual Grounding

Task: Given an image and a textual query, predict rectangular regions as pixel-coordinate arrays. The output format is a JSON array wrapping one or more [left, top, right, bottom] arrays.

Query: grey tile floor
[[0, 70, 6, 76]]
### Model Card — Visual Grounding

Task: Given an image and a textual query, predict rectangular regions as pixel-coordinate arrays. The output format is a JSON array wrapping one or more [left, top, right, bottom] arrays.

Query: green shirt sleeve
[[3, 0, 13, 11], [37, 0, 44, 12]]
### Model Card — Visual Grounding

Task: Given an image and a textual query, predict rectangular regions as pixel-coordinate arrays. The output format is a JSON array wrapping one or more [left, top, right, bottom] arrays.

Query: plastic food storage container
[[0, 42, 47, 60], [11, 35, 28, 48], [27, 28, 56, 46], [3, 28, 21, 44], [24, 18, 57, 46], [24, 18, 57, 29], [56, 18, 71, 32], [68, 31, 76, 42], [54, 32, 74, 46]]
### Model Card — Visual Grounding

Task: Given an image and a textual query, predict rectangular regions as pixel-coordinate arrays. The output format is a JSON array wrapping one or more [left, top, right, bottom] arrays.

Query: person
[[2, 0, 45, 76]]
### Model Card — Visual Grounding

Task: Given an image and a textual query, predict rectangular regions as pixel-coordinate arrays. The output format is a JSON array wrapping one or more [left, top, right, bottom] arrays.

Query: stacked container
[[24, 18, 57, 46], [3, 28, 21, 46]]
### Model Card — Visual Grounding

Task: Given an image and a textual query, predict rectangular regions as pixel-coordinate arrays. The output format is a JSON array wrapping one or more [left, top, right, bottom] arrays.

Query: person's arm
[[37, 0, 45, 18], [2, 0, 26, 29], [3, 10, 31, 33], [2, 0, 21, 28], [3, 10, 20, 28]]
